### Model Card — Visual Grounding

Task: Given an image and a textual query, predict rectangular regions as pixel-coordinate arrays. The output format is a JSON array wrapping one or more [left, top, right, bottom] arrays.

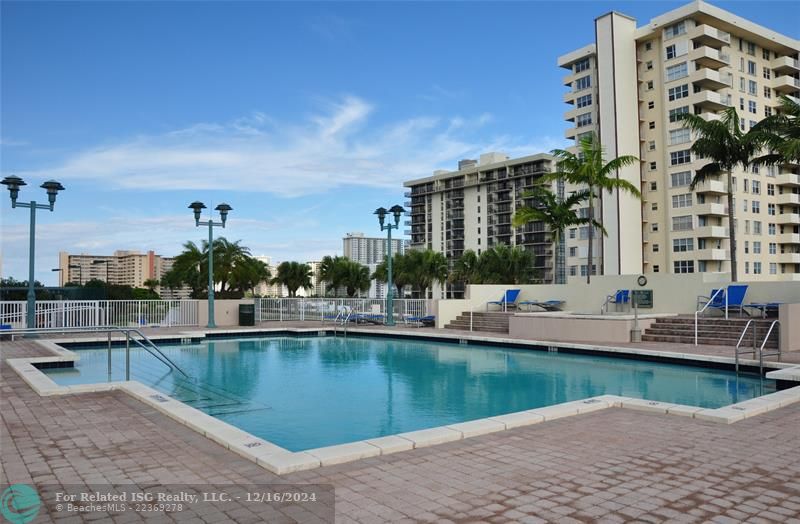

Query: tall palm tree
[[342, 260, 371, 297], [681, 107, 762, 282], [170, 241, 206, 297], [513, 185, 603, 284], [372, 253, 412, 297], [405, 249, 448, 298], [752, 95, 800, 164], [211, 237, 251, 293], [142, 278, 160, 293], [230, 257, 271, 296], [271, 261, 312, 297], [547, 133, 639, 283]]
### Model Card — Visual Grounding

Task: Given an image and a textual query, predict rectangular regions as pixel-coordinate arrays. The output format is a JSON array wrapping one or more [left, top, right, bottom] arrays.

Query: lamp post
[[1, 176, 65, 329], [189, 201, 232, 328], [374, 205, 405, 327]]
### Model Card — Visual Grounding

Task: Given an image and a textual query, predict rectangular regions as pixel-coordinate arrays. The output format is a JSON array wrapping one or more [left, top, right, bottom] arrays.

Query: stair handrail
[[734, 319, 755, 374], [694, 287, 727, 346], [759, 320, 781, 360], [3, 325, 189, 378], [469, 303, 487, 332]]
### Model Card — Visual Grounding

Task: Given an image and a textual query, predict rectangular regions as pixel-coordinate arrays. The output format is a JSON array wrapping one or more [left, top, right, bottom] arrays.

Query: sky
[[1, 1, 798, 285]]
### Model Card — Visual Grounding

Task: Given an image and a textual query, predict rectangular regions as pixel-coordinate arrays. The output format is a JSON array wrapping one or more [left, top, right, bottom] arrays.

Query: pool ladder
[[735, 320, 781, 375], [331, 308, 353, 338]]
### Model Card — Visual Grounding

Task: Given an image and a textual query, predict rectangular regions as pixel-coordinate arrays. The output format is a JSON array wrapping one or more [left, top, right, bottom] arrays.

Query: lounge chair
[[699, 284, 748, 316], [603, 290, 630, 313], [486, 289, 521, 311], [519, 299, 565, 311], [404, 315, 435, 327], [745, 302, 782, 318]]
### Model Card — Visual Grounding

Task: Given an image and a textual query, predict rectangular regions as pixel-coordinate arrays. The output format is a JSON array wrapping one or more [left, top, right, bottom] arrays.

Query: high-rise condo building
[[343, 232, 406, 265], [559, 0, 800, 280]]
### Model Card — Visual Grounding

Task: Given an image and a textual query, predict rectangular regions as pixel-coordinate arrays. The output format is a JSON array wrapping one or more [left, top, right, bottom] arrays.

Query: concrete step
[[641, 333, 778, 347]]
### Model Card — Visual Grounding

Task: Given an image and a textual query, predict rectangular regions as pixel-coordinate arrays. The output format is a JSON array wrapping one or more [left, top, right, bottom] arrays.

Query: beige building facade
[[559, 0, 800, 281], [58, 250, 176, 288]]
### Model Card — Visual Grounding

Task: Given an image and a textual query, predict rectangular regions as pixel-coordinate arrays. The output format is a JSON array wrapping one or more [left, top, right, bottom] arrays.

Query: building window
[[764, 86, 772, 99], [770, 263, 777, 275], [574, 58, 590, 73], [654, 265, 660, 273], [668, 84, 689, 101], [672, 215, 693, 231], [666, 62, 688, 81], [739, 77, 746, 92], [674, 260, 694, 273], [569, 228, 576, 239], [767, 184, 775, 196], [646, 60, 653, 71], [665, 44, 676, 60], [671, 171, 692, 187], [669, 106, 689, 122], [649, 121, 656, 129], [762, 48, 770, 60], [754, 262, 762, 275], [746, 41, 756, 56], [650, 181, 657, 191], [650, 161, 657, 171], [648, 140, 656, 151], [653, 244, 660, 253], [645, 42, 652, 51], [748, 80, 757, 95], [647, 80, 654, 90], [749, 100, 757, 114], [569, 266, 577, 276], [575, 75, 591, 91], [752, 180, 760, 194], [769, 223, 776, 235], [569, 247, 577, 257], [665, 21, 686, 39], [745, 261, 750, 274], [754, 221, 762, 234], [648, 101, 655, 110], [752, 201, 760, 213], [747, 60, 756, 75], [669, 128, 691, 145], [769, 242, 777, 255], [672, 193, 693, 208], [763, 66, 771, 79], [765, 106, 773, 117], [673, 238, 694, 252], [744, 240, 750, 254], [670, 149, 692, 165], [768, 203, 776, 216], [753, 241, 761, 254], [576, 112, 593, 127], [576, 94, 592, 108], [652, 223, 659, 232]]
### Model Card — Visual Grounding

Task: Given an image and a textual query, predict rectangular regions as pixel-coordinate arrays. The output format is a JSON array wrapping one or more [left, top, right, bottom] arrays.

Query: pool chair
[[518, 299, 565, 312], [745, 301, 783, 318], [486, 289, 521, 311], [404, 315, 436, 327], [601, 290, 630, 314], [697, 284, 748, 316]]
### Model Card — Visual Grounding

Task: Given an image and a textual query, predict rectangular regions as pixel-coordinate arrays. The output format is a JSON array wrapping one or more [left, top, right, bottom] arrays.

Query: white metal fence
[[0, 300, 199, 329], [255, 298, 428, 323]]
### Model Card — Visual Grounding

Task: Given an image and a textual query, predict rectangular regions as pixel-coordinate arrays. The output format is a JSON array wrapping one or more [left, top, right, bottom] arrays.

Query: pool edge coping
[[3, 332, 800, 475]]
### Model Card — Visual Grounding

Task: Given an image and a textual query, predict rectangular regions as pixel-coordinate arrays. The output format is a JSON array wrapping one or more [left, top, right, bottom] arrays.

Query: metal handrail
[[734, 320, 781, 375], [3, 326, 189, 379], [694, 288, 727, 345], [760, 320, 781, 359], [469, 303, 487, 332], [734, 319, 756, 374]]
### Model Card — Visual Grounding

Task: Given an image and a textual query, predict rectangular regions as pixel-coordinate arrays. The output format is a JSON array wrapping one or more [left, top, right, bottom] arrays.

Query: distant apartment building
[[559, 0, 800, 280], [404, 152, 561, 296], [343, 232, 407, 299]]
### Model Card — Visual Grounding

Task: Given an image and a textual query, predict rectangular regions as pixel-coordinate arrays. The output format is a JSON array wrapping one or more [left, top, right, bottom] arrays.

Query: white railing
[[255, 298, 427, 324], [0, 300, 199, 329]]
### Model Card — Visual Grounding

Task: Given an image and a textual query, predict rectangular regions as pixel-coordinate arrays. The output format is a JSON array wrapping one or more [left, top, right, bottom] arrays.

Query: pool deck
[[3, 327, 800, 522]]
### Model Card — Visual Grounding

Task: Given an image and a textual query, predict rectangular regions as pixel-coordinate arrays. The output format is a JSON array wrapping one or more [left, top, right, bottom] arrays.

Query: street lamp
[[1, 175, 65, 328], [189, 201, 232, 328], [374, 204, 405, 326]]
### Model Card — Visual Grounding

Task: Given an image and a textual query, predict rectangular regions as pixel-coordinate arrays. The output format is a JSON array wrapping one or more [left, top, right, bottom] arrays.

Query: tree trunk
[[586, 196, 594, 284], [553, 231, 561, 285], [727, 169, 738, 282]]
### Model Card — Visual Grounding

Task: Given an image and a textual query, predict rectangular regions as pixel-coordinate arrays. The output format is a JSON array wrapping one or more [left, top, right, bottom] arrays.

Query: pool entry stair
[[444, 312, 512, 333], [642, 316, 779, 348]]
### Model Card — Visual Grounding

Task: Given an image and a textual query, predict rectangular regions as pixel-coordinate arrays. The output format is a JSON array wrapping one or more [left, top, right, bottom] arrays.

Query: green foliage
[[752, 95, 800, 165], [271, 261, 313, 297], [318, 256, 371, 297], [372, 253, 413, 296]]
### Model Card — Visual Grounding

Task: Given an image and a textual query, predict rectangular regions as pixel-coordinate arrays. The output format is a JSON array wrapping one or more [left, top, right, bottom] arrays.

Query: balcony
[[689, 46, 730, 69], [565, 126, 577, 139], [698, 111, 721, 122], [689, 68, 730, 90], [776, 213, 800, 225], [772, 75, 800, 94], [695, 202, 726, 216], [694, 179, 726, 194], [777, 193, 800, 206], [776, 273, 800, 281], [776, 173, 800, 187], [771, 55, 800, 75], [776, 233, 800, 244], [688, 90, 729, 111], [563, 91, 576, 104], [778, 253, 800, 264], [696, 248, 727, 261], [695, 225, 727, 238], [689, 24, 731, 48]]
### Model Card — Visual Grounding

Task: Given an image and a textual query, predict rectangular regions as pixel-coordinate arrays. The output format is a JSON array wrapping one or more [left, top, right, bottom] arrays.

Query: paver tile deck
[[3, 336, 800, 523]]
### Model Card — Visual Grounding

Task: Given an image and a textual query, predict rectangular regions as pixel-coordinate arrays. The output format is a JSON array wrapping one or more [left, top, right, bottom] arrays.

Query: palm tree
[[513, 185, 603, 284], [170, 241, 206, 297], [372, 253, 412, 297], [681, 107, 762, 282], [547, 133, 639, 283], [405, 249, 448, 298], [211, 237, 251, 293], [449, 249, 481, 287], [318, 255, 349, 296], [230, 257, 271, 296], [142, 278, 160, 294], [271, 261, 312, 297], [752, 95, 800, 165], [476, 244, 536, 285], [341, 260, 371, 297]]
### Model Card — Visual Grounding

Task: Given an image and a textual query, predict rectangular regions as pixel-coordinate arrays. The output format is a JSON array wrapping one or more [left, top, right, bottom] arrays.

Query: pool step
[[642, 316, 779, 348], [445, 312, 513, 334]]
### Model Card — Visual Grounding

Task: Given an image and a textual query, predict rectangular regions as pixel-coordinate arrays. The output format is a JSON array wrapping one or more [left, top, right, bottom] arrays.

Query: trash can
[[239, 304, 255, 326]]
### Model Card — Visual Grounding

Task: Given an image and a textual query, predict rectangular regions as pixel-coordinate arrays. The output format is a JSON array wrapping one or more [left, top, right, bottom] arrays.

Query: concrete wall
[[779, 304, 800, 353], [509, 314, 657, 344], [197, 299, 251, 327], [432, 273, 800, 327]]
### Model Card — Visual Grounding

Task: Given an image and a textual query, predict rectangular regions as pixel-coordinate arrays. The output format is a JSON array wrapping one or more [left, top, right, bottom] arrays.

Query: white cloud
[[15, 96, 564, 198]]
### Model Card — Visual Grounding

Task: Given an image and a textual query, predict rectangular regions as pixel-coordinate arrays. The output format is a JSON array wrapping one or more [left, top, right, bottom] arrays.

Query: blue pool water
[[44, 335, 773, 451]]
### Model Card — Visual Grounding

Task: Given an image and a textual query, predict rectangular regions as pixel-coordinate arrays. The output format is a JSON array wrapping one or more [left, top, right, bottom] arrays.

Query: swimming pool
[[44, 335, 774, 451]]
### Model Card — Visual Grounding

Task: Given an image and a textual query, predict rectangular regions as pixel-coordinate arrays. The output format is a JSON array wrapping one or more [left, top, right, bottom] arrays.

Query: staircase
[[444, 312, 512, 334], [642, 316, 779, 348]]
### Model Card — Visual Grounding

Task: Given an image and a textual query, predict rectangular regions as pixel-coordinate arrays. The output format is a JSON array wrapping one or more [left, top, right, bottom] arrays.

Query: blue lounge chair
[[603, 290, 630, 313], [487, 289, 521, 311], [699, 284, 748, 316], [404, 315, 435, 327], [745, 302, 782, 318], [519, 299, 565, 311]]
